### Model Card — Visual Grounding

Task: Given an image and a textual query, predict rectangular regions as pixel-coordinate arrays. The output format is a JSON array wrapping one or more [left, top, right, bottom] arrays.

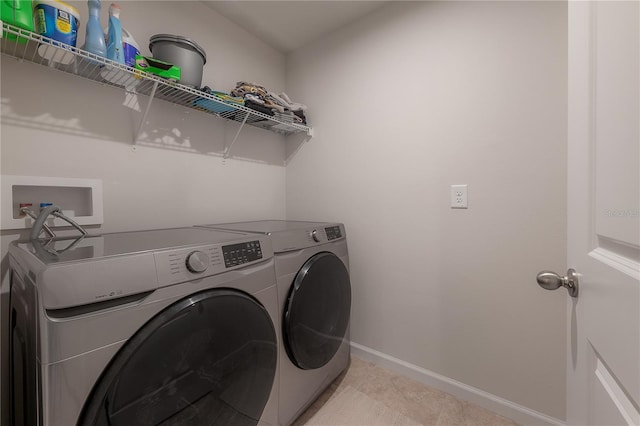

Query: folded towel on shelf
[[193, 98, 236, 114], [211, 92, 244, 106], [264, 98, 286, 113], [280, 92, 307, 112], [245, 93, 265, 105], [293, 109, 307, 125], [231, 81, 268, 98], [193, 87, 244, 115], [266, 92, 291, 109], [274, 111, 303, 124], [245, 99, 275, 116], [227, 82, 309, 125]]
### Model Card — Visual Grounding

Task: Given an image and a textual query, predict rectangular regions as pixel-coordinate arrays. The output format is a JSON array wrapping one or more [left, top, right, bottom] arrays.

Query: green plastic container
[[1, 0, 34, 44]]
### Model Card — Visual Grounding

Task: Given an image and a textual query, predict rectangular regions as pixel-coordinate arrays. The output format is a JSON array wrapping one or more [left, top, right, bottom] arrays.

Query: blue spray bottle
[[106, 3, 124, 63], [84, 0, 106, 58]]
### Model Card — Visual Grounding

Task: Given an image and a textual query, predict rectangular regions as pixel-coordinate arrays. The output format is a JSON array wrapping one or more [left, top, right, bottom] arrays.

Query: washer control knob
[[186, 251, 209, 273], [311, 229, 321, 242]]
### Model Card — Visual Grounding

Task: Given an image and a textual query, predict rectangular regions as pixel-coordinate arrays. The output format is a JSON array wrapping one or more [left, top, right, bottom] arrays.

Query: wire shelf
[[1, 22, 312, 138]]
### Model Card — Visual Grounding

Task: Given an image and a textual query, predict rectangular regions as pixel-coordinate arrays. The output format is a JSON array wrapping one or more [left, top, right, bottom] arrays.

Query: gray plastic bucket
[[149, 34, 207, 88]]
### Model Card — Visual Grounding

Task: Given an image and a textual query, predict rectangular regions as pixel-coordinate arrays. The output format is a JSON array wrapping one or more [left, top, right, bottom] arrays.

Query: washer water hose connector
[[28, 205, 88, 240]]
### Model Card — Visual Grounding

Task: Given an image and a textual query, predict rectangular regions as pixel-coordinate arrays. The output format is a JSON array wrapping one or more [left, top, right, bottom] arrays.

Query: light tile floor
[[293, 356, 520, 426]]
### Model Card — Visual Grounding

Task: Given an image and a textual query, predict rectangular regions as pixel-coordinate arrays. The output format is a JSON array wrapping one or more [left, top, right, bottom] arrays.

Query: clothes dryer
[[8, 227, 280, 426], [196, 221, 351, 425]]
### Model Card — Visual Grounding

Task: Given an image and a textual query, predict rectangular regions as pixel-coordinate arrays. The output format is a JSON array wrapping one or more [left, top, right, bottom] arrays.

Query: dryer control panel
[[324, 225, 343, 241], [306, 225, 344, 244]]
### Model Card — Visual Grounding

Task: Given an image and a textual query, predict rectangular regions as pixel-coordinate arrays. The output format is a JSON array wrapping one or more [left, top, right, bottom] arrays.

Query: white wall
[[2, 1, 289, 233], [286, 1, 568, 421], [0, 2, 288, 422]]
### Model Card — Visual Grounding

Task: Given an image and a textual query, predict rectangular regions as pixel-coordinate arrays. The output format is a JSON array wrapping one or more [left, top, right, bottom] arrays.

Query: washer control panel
[[222, 241, 263, 267], [155, 240, 266, 287]]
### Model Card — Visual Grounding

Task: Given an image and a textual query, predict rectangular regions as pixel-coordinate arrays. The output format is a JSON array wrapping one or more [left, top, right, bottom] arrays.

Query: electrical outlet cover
[[451, 184, 468, 209]]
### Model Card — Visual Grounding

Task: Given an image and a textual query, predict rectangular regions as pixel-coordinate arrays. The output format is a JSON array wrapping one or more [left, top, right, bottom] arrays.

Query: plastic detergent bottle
[[1, 0, 35, 43], [121, 26, 140, 67], [106, 3, 124, 63], [84, 0, 106, 57]]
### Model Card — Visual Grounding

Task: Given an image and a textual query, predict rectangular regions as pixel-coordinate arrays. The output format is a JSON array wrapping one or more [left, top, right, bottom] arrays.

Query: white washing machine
[[196, 221, 351, 425], [8, 227, 280, 426]]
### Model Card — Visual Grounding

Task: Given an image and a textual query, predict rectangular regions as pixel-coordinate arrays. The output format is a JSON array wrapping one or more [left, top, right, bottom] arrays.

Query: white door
[[563, 1, 640, 425]]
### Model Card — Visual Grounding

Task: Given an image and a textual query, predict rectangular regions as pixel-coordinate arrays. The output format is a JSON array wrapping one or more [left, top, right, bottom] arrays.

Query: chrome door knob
[[536, 269, 579, 298]]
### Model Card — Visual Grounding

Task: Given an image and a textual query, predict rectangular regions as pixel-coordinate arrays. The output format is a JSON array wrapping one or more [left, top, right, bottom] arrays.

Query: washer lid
[[14, 228, 252, 264]]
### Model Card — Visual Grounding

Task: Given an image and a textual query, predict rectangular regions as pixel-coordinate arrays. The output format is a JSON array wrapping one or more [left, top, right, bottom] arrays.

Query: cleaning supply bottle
[[106, 3, 124, 63], [121, 27, 140, 67], [84, 0, 106, 58], [1, 0, 34, 43]]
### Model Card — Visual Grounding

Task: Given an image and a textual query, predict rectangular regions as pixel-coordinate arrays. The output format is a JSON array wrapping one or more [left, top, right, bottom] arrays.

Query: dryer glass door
[[79, 289, 277, 426], [284, 252, 351, 370]]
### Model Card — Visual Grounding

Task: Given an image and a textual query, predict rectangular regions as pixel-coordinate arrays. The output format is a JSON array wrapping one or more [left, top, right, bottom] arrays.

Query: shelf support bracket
[[134, 80, 159, 145], [223, 112, 249, 160], [284, 128, 314, 166]]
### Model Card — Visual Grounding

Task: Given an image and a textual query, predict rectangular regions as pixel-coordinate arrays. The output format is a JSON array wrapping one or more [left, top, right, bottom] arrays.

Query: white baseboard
[[350, 342, 565, 426]]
